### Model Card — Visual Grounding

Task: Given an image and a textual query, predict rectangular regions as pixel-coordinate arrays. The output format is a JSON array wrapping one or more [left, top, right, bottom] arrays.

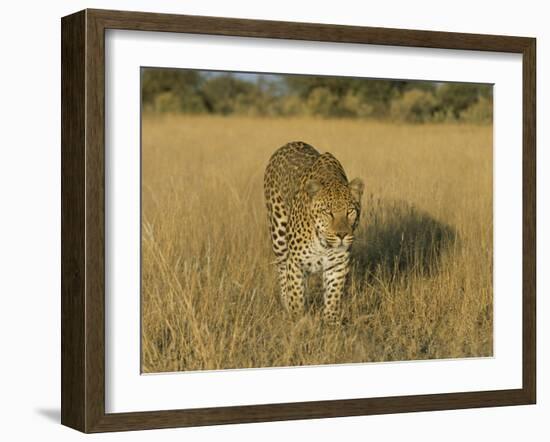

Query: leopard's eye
[[347, 209, 357, 220]]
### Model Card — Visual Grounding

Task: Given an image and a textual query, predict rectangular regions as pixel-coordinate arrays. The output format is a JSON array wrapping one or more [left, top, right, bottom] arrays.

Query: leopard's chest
[[296, 240, 348, 275], [300, 251, 325, 274], [288, 209, 348, 274]]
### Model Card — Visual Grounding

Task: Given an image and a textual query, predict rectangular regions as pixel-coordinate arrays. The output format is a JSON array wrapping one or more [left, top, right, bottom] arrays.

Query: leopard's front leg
[[275, 260, 289, 308], [285, 256, 306, 317], [322, 252, 350, 323]]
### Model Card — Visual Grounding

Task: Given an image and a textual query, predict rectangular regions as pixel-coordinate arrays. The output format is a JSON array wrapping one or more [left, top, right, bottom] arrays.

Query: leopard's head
[[306, 178, 364, 249]]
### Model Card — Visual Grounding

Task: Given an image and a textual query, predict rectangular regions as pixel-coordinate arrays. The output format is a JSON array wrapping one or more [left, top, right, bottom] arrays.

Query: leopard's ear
[[305, 179, 322, 198], [349, 178, 364, 203]]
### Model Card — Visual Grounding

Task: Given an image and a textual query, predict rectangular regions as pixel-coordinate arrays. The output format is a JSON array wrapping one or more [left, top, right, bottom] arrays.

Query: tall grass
[[141, 115, 493, 373]]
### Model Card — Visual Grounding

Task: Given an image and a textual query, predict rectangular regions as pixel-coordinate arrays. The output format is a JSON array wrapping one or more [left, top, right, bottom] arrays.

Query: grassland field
[[141, 114, 493, 373]]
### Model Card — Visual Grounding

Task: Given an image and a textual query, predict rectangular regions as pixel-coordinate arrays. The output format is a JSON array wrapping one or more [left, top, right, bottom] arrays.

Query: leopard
[[263, 141, 364, 323]]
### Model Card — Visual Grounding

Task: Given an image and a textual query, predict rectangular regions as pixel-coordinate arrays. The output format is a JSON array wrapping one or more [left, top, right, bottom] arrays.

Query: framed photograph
[[61, 9, 536, 433]]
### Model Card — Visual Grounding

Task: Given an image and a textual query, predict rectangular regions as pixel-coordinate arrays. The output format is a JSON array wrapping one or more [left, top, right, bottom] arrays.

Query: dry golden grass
[[141, 114, 493, 373]]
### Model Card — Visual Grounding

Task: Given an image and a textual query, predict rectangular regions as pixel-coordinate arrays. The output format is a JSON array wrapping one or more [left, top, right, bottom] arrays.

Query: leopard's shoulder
[[264, 141, 320, 209]]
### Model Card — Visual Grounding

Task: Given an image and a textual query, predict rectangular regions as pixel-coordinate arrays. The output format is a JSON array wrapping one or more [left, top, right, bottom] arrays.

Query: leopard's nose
[[336, 232, 347, 240]]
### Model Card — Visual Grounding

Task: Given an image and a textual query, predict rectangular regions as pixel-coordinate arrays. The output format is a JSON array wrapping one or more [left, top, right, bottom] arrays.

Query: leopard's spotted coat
[[264, 141, 364, 323]]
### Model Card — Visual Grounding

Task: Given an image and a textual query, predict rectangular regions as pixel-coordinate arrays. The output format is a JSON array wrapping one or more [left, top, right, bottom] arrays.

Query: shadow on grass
[[305, 199, 456, 311], [351, 198, 457, 284]]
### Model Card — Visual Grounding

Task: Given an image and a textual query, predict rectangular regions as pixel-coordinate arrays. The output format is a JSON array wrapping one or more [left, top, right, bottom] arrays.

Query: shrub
[[153, 92, 181, 113], [279, 95, 307, 116], [436, 83, 485, 118], [390, 89, 437, 123], [460, 96, 493, 124], [340, 92, 374, 118], [305, 87, 339, 117]]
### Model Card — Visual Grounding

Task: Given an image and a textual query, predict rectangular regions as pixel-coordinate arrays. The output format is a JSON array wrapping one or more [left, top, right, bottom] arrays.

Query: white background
[[0, 0, 547, 440]]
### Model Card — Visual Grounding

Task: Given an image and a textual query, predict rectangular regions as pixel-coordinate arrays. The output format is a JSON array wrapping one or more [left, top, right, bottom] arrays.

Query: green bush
[[339, 91, 374, 118], [277, 95, 307, 116], [305, 87, 339, 117], [390, 89, 437, 123], [140, 68, 493, 124], [460, 96, 493, 124], [436, 83, 488, 118], [431, 108, 457, 124], [152, 92, 181, 113]]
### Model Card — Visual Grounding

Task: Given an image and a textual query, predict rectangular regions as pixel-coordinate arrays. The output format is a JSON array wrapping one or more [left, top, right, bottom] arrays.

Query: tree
[[436, 83, 487, 118], [200, 75, 257, 115], [141, 68, 205, 113]]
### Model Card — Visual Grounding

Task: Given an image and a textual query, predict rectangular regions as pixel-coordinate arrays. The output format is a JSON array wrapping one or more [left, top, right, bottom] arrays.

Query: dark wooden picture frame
[[61, 8, 536, 433]]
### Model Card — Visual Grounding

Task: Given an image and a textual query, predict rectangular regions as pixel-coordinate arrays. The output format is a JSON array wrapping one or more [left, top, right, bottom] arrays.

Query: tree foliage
[[141, 68, 492, 123]]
